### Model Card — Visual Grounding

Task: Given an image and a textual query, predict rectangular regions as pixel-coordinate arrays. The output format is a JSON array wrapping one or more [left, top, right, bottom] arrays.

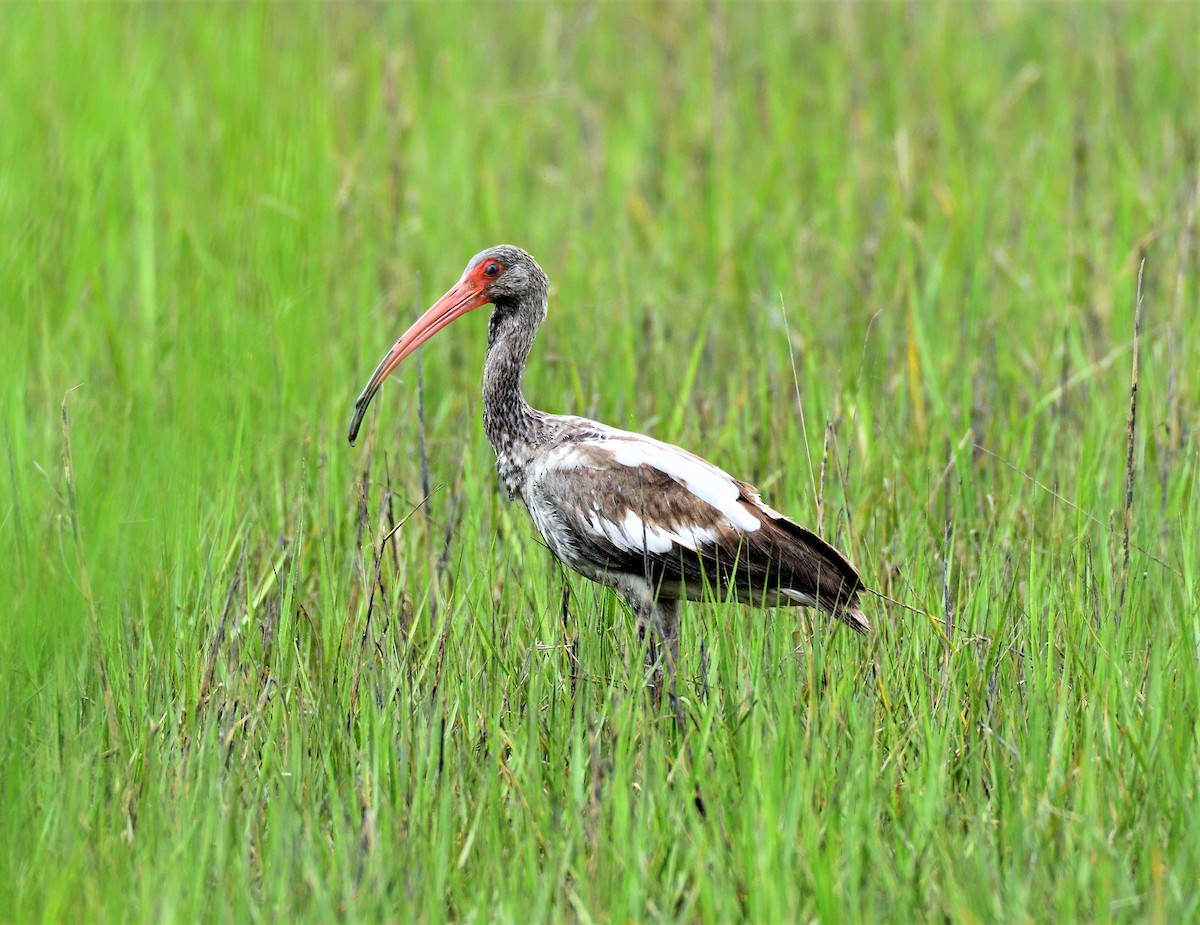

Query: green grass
[[2, 2, 1198, 921]]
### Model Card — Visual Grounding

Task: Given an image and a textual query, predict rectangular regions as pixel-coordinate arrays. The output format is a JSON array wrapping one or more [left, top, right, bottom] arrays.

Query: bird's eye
[[483, 262, 501, 278]]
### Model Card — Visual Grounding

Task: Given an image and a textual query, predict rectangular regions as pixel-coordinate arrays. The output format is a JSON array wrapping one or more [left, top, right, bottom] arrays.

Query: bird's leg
[[657, 598, 686, 735], [635, 613, 651, 663], [559, 572, 580, 703], [631, 594, 662, 695], [627, 588, 685, 732], [652, 598, 680, 681]]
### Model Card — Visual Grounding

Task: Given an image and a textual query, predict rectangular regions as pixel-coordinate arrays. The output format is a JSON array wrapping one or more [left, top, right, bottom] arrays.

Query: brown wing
[[527, 436, 867, 631]]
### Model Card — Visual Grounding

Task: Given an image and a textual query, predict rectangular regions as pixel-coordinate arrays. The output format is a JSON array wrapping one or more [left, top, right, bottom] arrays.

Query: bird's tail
[[766, 514, 870, 634]]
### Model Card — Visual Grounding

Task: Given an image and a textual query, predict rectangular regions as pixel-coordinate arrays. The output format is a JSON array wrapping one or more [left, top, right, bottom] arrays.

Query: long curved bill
[[347, 278, 490, 445]]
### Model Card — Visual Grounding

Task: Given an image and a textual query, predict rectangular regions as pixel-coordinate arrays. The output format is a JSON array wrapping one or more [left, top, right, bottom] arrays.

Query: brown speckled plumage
[[349, 245, 869, 687]]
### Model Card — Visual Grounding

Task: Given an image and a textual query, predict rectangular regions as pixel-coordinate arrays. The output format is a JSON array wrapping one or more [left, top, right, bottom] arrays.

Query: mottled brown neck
[[483, 300, 548, 494]]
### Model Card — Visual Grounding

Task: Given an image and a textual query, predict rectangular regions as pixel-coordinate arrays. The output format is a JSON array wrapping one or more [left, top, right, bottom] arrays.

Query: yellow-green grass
[[2, 3, 1197, 921]]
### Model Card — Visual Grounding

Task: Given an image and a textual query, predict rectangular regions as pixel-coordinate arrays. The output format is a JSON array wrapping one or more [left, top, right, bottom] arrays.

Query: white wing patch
[[603, 438, 762, 533], [576, 510, 726, 556], [578, 510, 721, 555], [528, 426, 770, 560], [619, 511, 675, 553]]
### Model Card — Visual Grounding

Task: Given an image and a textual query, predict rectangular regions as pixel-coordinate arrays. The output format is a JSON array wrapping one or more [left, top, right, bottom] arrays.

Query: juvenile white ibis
[[348, 246, 868, 681]]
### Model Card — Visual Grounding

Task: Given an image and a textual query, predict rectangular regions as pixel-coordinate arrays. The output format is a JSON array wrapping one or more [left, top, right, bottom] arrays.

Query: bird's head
[[347, 245, 547, 445], [465, 244, 547, 309]]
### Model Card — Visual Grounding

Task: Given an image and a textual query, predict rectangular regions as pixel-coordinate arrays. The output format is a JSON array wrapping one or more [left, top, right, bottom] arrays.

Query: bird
[[348, 245, 868, 692]]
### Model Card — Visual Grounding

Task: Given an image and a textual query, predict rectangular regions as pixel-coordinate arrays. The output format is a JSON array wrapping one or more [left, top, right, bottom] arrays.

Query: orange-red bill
[[347, 279, 490, 445]]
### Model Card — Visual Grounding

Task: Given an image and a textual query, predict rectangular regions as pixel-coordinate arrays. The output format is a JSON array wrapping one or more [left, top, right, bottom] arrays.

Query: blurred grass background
[[1, 2, 1198, 921]]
